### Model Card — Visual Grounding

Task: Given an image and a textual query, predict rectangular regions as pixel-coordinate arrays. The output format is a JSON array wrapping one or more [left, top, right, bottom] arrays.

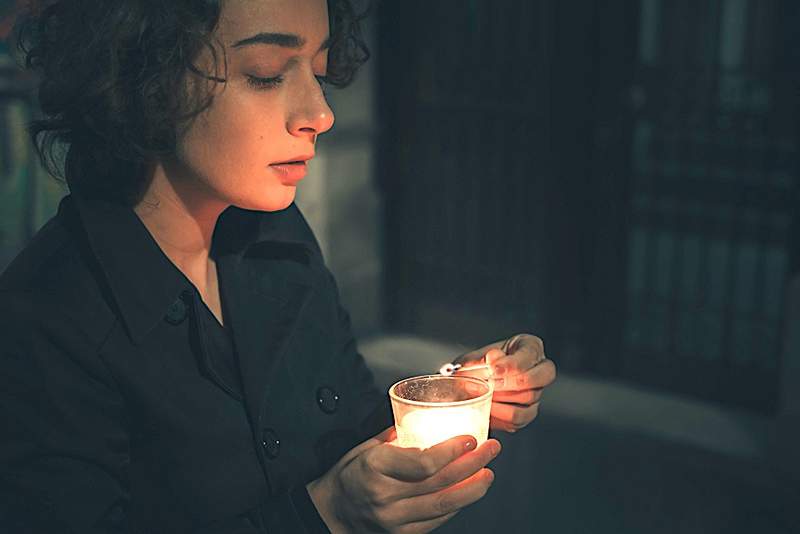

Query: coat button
[[164, 294, 189, 325], [261, 429, 280, 459], [317, 386, 340, 414]]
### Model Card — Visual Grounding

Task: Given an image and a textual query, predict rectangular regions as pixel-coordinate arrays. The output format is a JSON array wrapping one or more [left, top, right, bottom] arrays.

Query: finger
[[490, 338, 545, 378], [338, 425, 398, 469], [490, 402, 540, 431], [395, 511, 459, 534], [509, 333, 545, 355], [362, 425, 397, 447], [490, 388, 543, 406], [371, 434, 478, 482], [492, 359, 556, 391], [483, 348, 507, 369], [396, 439, 501, 499], [391, 468, 495, 524], [490, 415, 520, 433], [377, 425, 398, 443], [453, 340, 507, 366]]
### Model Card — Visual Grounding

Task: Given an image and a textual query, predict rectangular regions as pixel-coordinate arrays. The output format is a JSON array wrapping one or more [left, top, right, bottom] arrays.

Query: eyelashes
[[246, 74, 330, 94], [246, 74, 283, 90]]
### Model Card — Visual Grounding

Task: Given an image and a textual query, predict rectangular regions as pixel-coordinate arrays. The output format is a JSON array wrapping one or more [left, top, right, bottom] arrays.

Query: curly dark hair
[[13, 0, 371, 204]]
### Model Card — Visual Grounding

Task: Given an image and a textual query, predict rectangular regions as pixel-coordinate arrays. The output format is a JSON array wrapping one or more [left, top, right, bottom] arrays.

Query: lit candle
[[389, 375, 493, 450], [396, 404, 491, 449]]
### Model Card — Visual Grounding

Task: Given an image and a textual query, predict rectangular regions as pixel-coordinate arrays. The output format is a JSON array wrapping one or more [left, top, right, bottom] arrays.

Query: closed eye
[[246, 74, 283, 90], [246, 74, 329, 95]]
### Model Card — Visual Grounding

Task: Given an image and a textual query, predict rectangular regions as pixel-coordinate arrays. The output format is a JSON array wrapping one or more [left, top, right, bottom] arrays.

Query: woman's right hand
[[306, 427, 501, 534]]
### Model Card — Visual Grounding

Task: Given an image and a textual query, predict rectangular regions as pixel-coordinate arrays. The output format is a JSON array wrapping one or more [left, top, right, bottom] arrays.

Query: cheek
[[196, 102, 271, 158], [172, 92, 295, 211], [180, 98, 280, 180]]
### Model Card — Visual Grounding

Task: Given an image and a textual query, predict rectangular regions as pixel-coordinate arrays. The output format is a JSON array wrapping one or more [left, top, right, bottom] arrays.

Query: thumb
[[339, 425, 397, 465], [484, 348, 507, 368]]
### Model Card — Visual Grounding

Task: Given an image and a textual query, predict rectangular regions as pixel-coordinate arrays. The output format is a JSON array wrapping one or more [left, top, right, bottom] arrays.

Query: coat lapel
[[217, 246, 315, 433]]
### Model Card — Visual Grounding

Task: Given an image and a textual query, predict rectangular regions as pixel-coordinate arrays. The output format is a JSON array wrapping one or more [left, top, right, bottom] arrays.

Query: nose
[[286, 71, 335, 140]]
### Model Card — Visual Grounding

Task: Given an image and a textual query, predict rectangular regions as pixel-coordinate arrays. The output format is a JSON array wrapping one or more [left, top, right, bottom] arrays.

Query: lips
[[269, 153, 314, 182], [271, 153, 314, 165], [269, 160, 308, 182]]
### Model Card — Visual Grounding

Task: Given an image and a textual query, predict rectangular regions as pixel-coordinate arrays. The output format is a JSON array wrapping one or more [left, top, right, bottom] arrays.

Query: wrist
[[306, 477, 346, 533]]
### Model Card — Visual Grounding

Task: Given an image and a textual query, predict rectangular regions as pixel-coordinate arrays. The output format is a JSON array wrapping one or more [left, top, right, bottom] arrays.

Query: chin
[[237, 187, 296, 213]]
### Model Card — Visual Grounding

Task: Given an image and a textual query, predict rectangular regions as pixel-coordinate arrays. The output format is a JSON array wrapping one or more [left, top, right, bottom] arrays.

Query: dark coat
[[0, 188, 392, 533]]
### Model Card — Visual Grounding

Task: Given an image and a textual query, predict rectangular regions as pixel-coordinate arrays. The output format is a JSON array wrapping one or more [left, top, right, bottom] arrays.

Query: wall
[[294, 18, 383, 338]]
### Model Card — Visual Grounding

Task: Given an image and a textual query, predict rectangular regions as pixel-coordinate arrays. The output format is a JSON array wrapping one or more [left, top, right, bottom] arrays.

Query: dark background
[[377, 0, 799, 415], [1, 0, 799, 532], [369, 1, 800, 531]]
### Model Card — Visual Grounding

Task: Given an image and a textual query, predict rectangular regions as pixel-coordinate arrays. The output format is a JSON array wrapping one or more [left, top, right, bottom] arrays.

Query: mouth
[[270, 153, 314, 165], [269, 159, 310, 182]]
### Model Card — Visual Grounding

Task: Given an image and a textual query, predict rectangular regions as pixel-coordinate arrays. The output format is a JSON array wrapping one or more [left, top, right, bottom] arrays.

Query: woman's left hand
[[454, 334, 557, 433]]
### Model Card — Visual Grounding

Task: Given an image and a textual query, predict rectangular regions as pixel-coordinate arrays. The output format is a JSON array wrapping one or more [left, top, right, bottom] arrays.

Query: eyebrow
[[232, 32, 331, 52]]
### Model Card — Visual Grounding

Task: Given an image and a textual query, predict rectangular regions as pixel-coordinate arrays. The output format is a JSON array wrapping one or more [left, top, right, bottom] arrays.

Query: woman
[[0, 0, 557, 532]]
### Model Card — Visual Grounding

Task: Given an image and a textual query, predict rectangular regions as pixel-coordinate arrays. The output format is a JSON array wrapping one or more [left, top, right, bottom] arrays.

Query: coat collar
[[67, 186, 317, 347], [216, 250, 315, 432]]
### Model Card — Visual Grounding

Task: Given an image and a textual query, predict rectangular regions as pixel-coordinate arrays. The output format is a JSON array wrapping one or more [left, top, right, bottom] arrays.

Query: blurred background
[[2, 0, 799, 532]]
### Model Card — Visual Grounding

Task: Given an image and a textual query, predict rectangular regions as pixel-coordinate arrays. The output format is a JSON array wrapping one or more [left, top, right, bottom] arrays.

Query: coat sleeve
[[0, 293, 329, 534]]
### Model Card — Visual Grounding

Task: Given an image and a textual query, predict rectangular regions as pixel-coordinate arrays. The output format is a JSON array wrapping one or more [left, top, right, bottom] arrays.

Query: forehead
[[217, 0, 330, 45]]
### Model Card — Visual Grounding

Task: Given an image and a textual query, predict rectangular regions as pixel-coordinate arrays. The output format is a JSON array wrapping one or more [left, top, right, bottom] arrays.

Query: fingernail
[[464, 440, 475, 451], [490, 443, 501, 456], [492, 377, 506, 389], [492, 364, 506, 377]]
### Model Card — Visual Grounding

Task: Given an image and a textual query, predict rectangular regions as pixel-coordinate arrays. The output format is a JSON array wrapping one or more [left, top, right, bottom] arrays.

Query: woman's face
[[170, 0, 335, 213]]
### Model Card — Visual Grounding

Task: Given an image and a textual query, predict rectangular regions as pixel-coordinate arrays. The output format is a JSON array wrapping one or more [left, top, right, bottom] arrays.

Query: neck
[[133, 161, 228, 287]]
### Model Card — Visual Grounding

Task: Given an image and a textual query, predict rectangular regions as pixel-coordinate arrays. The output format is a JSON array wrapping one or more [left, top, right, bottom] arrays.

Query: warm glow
[[395, 405, 490, 450], [389, 374, 493, 450]]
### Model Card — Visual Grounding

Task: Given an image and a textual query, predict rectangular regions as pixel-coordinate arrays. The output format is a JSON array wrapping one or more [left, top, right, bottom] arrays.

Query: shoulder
[[0, 198, 118, 353], [0, 207, 73, 291]]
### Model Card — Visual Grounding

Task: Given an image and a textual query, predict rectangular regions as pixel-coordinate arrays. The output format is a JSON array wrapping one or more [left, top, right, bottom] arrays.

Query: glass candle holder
[[389, 375, 493, 450]]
